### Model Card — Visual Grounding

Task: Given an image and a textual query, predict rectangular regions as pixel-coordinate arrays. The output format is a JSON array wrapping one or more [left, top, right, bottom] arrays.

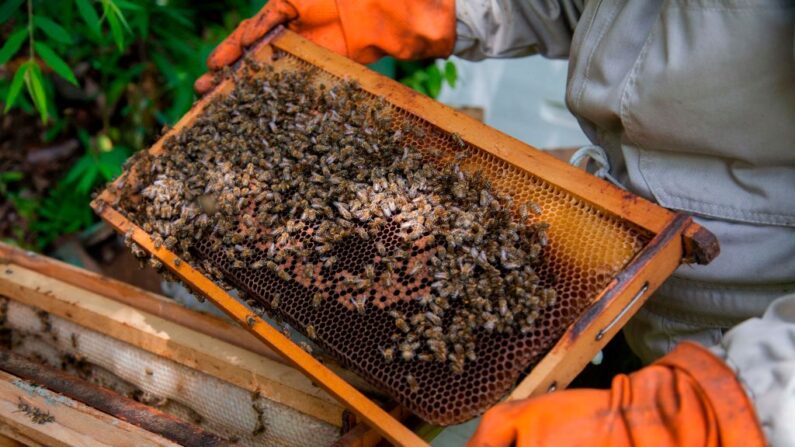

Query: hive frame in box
[[0, 242, 353, 446], [91, 27, 718, 446]]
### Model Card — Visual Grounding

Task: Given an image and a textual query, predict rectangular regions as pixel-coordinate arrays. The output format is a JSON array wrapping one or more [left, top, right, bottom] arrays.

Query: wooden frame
[[0, 243, 379, 395], [0, 370, 179, 447], [0, 244, 389, 445], [90, 28, 718, 446], [0, 262, 345, 427]]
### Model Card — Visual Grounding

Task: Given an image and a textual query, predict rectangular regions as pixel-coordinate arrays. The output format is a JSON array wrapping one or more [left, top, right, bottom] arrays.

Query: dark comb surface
[[114, 51, 652, 425]]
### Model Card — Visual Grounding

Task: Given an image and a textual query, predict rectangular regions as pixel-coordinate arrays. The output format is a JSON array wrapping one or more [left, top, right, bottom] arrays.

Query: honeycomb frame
[[92, 29, 713, 437]]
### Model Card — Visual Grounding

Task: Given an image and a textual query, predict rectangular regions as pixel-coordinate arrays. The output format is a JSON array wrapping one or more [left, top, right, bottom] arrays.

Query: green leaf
[[76, 163, 99, 193], [102, 0, 130, 48], [0, 27, 27, 65], [97, 147, 129, 181], [43, 117, 66, 141], [411, 70, 429, 83], [103, 0, 124, 50], [107, 0, 130, 31], [34, 42, 78, 85], [62, 153, 93, 185], [444, 61, 457, 88], [75, 0, 101, 38], [33, 16, 73, 44], [112, 0, 141, 11], [0, 0, 23, 23], [76, 127, 91, 151], [106, 62, 144, 106], [3, 61, 28, 112], [25, 63, 48, 122], [427, 65, 443, 98], [0, 171, 23, 182]]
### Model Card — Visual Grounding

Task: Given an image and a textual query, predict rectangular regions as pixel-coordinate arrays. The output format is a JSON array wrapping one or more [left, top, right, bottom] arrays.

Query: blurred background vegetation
[[0, 0, 456, 254]]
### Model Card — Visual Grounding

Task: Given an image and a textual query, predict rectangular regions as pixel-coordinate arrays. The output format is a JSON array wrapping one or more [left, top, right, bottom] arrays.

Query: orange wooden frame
[[91, 28, 718, 446]]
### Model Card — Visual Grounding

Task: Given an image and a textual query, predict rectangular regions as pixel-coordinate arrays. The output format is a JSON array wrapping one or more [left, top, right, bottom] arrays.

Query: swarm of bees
[[117, 63, 556, 376]]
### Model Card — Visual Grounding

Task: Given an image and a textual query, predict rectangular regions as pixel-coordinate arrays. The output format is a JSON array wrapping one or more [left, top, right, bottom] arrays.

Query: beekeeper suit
[[197, 0, 795, 445]]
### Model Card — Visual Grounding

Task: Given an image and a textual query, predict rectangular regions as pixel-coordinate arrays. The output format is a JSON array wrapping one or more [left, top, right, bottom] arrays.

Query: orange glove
[[194, 0, 456, 94], [468, 342, 764, 447]]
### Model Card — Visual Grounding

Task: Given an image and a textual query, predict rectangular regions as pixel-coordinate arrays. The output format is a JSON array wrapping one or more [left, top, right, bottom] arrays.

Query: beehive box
[[0, 243, 365, 447], [91, 29, 718, 446]]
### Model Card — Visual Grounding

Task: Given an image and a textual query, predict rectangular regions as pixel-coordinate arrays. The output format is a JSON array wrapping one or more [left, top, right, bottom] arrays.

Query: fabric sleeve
[[453, 0, 585, 60], [709, 293, 795, 446]]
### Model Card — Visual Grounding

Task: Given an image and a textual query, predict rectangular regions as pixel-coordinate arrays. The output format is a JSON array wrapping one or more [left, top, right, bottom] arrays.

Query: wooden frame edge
[[0, 370, 178, 447], [509, 214, 691, 399]]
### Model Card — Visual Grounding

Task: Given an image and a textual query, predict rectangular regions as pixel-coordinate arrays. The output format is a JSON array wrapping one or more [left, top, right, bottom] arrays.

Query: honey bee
[[363, 264, 375, 280], [400, 342, 419, 361], [394, 317, 410, 333], [352, 296, 367, 314], [306, 324, 316, 339], [407, 262, 423, 276], [451, 132, 465, 148], [151, 234, 163, 250], [312, 292, 323, 307], [381, 346, 395, 363], [354, 226, 369, 240], [405, 374, 420, 393], [448, 353, 465, 374], [417, 353, 434, 362], [123, 229, 134, 247], [375, 242, 387, 256], [425, 312, 442, 326]]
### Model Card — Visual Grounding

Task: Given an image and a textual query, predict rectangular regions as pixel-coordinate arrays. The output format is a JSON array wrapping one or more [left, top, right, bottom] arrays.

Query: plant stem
[[26, 0, 34, 60]]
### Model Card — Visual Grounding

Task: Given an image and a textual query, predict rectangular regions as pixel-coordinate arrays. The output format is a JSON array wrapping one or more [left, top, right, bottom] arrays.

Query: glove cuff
[[656, 341, 765, 446]]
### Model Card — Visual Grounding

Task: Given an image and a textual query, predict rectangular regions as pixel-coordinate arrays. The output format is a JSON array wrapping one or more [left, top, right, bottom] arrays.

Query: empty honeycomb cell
[[112, 50, 653, 426]]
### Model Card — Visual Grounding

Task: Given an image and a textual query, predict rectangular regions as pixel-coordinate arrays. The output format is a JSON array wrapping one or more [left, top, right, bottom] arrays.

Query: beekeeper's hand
[[467, 342, 763, 447], [195, 0, 455, 94]]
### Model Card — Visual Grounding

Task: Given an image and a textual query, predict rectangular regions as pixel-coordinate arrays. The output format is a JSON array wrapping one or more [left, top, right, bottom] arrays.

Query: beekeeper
[[196, 1, 795, 445]]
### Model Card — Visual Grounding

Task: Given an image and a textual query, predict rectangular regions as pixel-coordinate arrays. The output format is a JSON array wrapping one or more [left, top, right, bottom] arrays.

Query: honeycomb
[[111, 50, 652, 426]]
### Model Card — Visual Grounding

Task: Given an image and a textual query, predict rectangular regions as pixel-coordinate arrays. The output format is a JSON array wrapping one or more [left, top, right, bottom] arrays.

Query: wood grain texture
[[0, 263, 345, 427], [0, 370, 178, 447]]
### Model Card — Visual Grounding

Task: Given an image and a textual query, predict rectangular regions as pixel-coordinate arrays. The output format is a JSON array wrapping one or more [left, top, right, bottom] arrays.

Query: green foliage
[[0, 171, 23, 196], [398, 60, 457, 98], [0, 0, 263, 249], [28, 137, 131, 248], [370, 58, 458, 99], [0, 0, 456, 250]]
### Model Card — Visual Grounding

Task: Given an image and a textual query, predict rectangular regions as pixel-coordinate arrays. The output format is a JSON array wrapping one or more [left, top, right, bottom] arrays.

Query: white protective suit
[[454, 0, 794, 443]]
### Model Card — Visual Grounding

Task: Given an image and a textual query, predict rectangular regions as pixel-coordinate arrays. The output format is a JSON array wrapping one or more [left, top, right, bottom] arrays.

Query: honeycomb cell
[[115, 50, 653, 426]]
